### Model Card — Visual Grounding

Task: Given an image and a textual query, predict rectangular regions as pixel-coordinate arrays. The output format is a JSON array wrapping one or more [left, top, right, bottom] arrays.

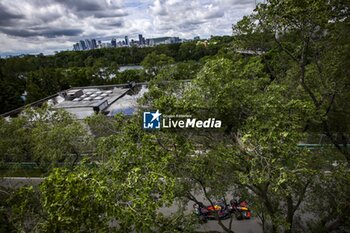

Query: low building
[[1, 83, 148, 120], [146, 37, 181, 46]]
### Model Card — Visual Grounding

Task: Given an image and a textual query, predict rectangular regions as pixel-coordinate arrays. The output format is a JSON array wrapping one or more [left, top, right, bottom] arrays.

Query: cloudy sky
[[0, 0, 257, 56]]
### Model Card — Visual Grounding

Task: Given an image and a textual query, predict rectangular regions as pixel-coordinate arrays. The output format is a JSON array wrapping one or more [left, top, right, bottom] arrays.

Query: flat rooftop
[[1, 83, 148, 120], [50, 85, 147, 119]]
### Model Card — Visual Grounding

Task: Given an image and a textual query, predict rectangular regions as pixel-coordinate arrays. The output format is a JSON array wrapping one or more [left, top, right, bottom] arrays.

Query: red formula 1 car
[[193, 199, 251, 222], [229, 199, 251, 220], [193, 202, 231, 222]]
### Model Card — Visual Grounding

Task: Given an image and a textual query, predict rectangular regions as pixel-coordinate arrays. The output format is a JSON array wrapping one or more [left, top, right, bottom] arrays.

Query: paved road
[[197, 219, 262, 233], [0, 177, 44, 188], [1, 177, 262, 233]]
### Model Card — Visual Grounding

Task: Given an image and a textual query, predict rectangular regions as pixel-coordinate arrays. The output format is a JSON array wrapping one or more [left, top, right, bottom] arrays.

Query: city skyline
[[0, 0, 259, 56], [72, 34, 183, 51]]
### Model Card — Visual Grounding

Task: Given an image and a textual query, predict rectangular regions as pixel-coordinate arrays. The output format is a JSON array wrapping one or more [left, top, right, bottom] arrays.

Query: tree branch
[[273, 36, 299, 63]]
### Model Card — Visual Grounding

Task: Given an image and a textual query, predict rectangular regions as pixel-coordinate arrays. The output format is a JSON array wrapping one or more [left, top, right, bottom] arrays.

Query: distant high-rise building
[[138, 34, 144, 45], [91, 39, 97, 49], [111, 38, 117, 47], [85, 39, 92, 50], [79, 40, 86, 50], [73, 43, 80, 51], [125, 36, 129, 46]]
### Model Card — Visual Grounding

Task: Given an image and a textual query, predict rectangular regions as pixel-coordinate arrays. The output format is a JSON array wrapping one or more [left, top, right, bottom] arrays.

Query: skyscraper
[[73, 43, 80, 51], [125, 36, 129, 46], [79, 40, 86, 50], [138, 34, 144, 45], [85, 39, 92, 50], [91, 39, 97, 49], [111, 38, 117, 47]]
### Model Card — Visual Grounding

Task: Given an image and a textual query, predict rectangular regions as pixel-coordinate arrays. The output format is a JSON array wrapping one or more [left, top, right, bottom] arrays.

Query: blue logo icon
[[143, 110, 162, 129]]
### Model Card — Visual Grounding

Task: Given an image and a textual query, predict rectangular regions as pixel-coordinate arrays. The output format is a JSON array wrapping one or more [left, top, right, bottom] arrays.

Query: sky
[[0, 0, 258, 56]]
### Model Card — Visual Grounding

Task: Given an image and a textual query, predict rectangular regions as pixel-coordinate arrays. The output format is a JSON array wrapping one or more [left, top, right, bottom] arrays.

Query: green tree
[[38, 116, 196, 232], [233, 0, 350, 161], [142, 53, 349, 232], [141, 52, 175, 77], [231, 3, 350, 231], [0, 107, 92, 169], [0, 65, 26, 114]]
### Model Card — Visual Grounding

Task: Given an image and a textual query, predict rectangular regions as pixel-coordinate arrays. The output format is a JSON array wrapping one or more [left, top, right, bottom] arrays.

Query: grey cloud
[[42, 29, 83, 38], [202, 9, 224, 19], [54, 0, 125, 14], [150, 0, 168, 16], [0, 1, 61, 27], [0, 28, 82, 38], [105, 21, 124, 27], [93, 10, 128, 18], [93, 21, 124, 29], [154, 8, 168, 16], [27, 0, 58, 7], [0, 4, 24, 26], [35, 11, 63, 24], [177, 22, 201, 31], [173, 21, 206, 31], [54, 0, 128, 19], [184, 19, 206, 25], [54, 0, 104, 12], [0, 28, 38, 37], [0, 0, 127, 39], [74, 10, 128, 19]]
